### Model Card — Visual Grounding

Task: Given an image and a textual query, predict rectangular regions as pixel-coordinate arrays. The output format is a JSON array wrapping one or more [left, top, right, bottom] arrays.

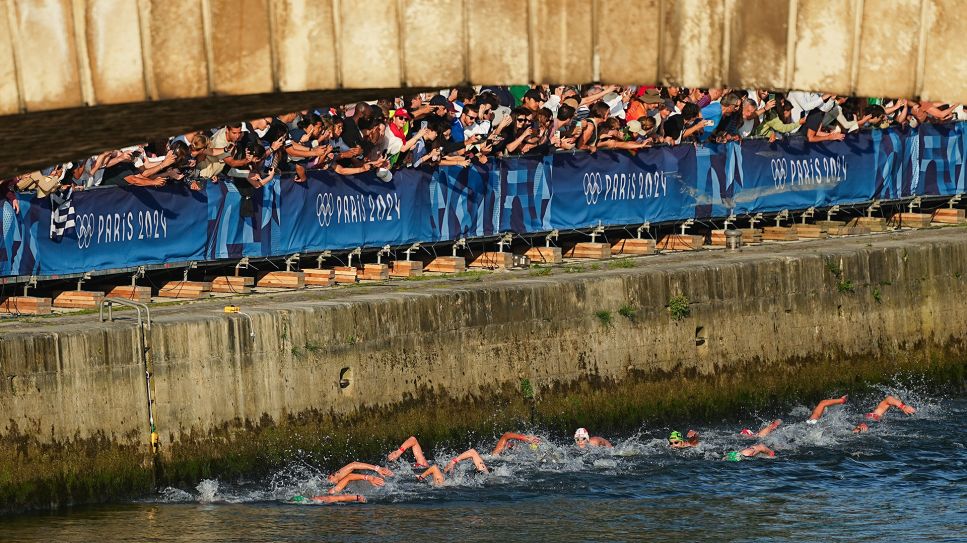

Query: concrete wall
[[5, 0, 967, 114], [1, 230, 966, 509]]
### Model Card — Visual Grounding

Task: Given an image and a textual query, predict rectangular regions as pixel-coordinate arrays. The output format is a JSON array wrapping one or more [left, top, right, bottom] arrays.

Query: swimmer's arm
[[492, 433, 537, 455], [328, 473, 384, 494], [445, 449, 490, 473], [312, 494, 366, 504], [417, 465, 445, 485], [334, 462, 394, 479]]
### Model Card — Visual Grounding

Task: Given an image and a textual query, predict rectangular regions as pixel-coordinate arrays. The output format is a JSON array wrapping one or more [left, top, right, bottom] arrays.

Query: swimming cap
[[574, 428, 590, 440], [668, 431, 683, 442], [725, 451, 743, 462], [291, 495, 306, 503], [529, 443, 539, 451], [865, 412, 881, 421], [739, 428, 754, 436]]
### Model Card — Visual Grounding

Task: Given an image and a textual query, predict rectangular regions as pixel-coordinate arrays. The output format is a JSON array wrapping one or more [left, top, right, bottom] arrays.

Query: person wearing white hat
[[573, 428, 613, 449]]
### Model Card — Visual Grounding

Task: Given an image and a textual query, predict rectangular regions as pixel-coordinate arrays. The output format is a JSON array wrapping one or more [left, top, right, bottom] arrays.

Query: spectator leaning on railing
[[13, 85, 965, 200]]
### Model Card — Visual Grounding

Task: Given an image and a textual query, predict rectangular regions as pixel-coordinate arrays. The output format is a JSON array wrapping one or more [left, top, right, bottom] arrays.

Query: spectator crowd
[[3, 84, 964, 206]]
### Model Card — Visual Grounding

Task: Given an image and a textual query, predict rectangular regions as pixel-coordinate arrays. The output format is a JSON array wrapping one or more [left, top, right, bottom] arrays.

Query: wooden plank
[[468, 251, 514, 269], [738, 228, 762, 243], [761, 227, 799, 241], [0, 296, 52, 315], [303, 268, 335, 287], [425, 257, 466, 273], [828, 225, 871, 236], [611, 238, 656, 255], [52, 290, 104, 309], [815, 220, 846, 231], [209, 276, 254, 294], [795, 225, 828, 239], [257, 271, 305, 289], [333, 266, 358, 284], [360, 264, 390, 281], [849, 216, 886, 232], [106, 286, 152, 303], [390, 260, 424, 278], [889, 212, 932, 229], [932, 208, 966, 224], [523, 246, 563, 264], [563, 242, 611, 259], [158, 281, 212, 299], [657, 235, 704, 251]]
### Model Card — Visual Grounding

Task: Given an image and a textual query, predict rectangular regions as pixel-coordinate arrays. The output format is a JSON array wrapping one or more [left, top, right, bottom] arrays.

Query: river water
[[3, 385, 965, 542]]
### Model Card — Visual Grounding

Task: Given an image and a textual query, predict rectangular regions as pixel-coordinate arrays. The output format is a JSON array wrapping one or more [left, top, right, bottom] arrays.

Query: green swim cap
[[291, 495, 306, 503], [725, 451, 743, 462], [669, 431, 683, 442]]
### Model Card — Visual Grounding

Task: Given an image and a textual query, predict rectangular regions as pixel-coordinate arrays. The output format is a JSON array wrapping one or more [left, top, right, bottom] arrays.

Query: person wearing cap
[[852, 395, 916, 433], [806, 395, 848, 425], [667, 430, 700, 449], [739, 419, 782, 438], [573, 428, 612, 449], [522, 88, 545, 113], [724, 444, 776, 462]]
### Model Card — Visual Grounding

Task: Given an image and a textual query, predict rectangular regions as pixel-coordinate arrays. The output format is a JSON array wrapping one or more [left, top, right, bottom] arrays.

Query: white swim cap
[[574, 428, 590, 440], [806, 418, 818, 425]]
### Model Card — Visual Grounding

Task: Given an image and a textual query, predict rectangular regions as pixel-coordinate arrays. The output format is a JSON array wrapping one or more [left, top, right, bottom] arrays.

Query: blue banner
[[280, 168, 432, 253], [26, 186, 207, 277], [3, 124, 966, 279]]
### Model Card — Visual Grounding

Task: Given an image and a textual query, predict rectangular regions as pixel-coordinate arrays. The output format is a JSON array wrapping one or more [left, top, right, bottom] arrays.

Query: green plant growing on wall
[[667, 295, 690, 321], [304, 341, 322, 354], [837, 279, 855, 294], [618, 304, 638, 321], [595, 310, 613, 327], [608, 259, 635, 269], [871, 286, 882, 304], [826, 260, 842, 278], [520, 378, 535, 400]]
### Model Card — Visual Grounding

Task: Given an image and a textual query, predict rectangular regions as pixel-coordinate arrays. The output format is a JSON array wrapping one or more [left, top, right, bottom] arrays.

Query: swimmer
[[574, 428, 613, 448], [806, 395, 848, 424], [852, 395, 916, 432], [724, 443, 776, 462], [387, 436, 430, 468], [416, 449, 490, 486], [492, 432, 541, 455], [326, 473, 385, 494], [740, 419, 782, 438], [328, 462, 394, 483], [290, 494, 367, 504], [667, 430, 700, 448]]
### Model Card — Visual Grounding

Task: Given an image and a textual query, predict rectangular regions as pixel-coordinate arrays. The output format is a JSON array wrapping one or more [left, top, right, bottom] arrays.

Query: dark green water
[[2, 385, 964, 542]]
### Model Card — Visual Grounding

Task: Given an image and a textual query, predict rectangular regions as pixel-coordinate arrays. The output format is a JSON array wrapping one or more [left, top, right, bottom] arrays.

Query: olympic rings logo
[[315, 193, 334, 227], [76, 213, 95, 249], [770, 158, 787, 187], [583, 173, 602, 205]]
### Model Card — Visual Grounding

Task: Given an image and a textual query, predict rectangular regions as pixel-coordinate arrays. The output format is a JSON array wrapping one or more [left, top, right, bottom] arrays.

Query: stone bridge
[[1, 0, 964, 178]]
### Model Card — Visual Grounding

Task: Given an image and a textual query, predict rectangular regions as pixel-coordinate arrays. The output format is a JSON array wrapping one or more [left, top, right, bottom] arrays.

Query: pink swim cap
[[740, 428, 755, 436]]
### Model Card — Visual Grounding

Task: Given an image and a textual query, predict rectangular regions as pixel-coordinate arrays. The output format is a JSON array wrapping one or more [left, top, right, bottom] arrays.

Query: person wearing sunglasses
[[574, 428, 612, 449]]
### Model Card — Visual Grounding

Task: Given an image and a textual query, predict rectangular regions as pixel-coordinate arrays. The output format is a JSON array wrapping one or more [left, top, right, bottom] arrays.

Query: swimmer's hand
[[377, 466, 395, 477], [525, 436, 540, 445], [367, 475, 386, 487]]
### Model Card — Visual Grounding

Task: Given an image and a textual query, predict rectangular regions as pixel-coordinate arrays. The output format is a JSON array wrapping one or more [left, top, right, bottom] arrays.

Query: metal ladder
[[99, 298, 158, 455]]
